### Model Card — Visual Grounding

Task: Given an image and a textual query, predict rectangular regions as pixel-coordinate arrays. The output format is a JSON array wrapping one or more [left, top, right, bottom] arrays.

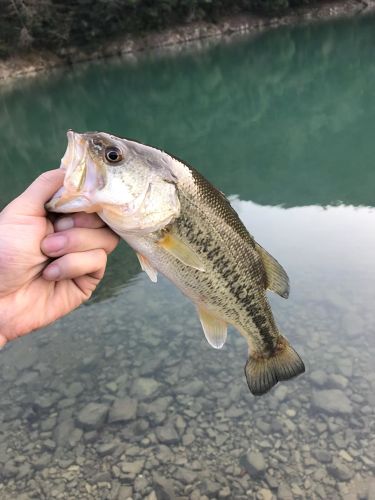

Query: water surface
[[0, 15, 375, 500]]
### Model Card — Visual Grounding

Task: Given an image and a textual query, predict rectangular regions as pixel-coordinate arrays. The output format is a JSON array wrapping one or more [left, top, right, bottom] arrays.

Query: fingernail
[[43, 234, 66, 252], [55, 217, 74, 231], [44, 264, 60, 280]]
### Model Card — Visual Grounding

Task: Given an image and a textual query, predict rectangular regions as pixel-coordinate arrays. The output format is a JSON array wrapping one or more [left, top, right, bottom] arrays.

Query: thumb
[[9, 169, 65, 217]]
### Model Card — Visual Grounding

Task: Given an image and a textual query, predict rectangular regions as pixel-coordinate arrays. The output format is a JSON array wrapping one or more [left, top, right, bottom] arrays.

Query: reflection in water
[[1, 16, 375, 208], [233, 199, 375, 280], [1, 14, 375, 500]]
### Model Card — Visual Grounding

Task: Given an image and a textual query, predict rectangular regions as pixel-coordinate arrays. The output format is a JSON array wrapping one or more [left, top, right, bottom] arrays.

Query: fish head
[[46, 130, 180, 234]]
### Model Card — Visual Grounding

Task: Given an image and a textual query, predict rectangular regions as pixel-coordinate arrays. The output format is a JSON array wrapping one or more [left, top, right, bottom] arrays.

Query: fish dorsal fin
[[136, 253, 158, 283], [255, 243, 290, 299], [196, 305, 227, 349], [157, 233, 205, 272]]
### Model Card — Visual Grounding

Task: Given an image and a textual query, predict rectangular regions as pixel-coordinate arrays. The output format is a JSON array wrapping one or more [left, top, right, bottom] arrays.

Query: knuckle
[[106, 231, 120, 252], [38, 170, 57, 184], [64, 228, 83, 250], [82, 288, 94, 301], [98, 248, 108, 265], [92, 249, 107, 272]]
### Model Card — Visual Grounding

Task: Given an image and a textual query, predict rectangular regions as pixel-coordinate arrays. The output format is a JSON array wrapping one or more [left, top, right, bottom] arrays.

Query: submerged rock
[[33, 453, 52, 470], [258, 488, 273, 500], [312, 389, 352, 415], [134, 475, 149, 493], [108, 398, 138, 423], [34, 392, 60, 410], [327, 374, 348, 390], [278, 483, 293, 500], [17, 462, 32, 480], [335, 358, 353, 378], [2, 461, 18, 479], [152, 473, 176, 500], [201, 479, 221, 496], [132, 378, 162, 399], [63, 382, 85, 398], [151, 396, 173, 413], [273, 385, 289, 402], [179, 380, 204, 396], [96, 442, 119, 457], [174, 467, 197, 484], [240, 450, 266, 476], [155, 423, 180, 445], [219, 486, 232, 498], [309, 370, 328, 388], [43, 438, 56, 452], [68, 427, 83, 447], [327, 460, 354, 481], [154, 444, 175, 463], [182, 433, 195, 446], [311, 448, 332, 463], [54, 418, 75, 446], [367, 478, 375, 500], [118, 485, 133, 499], [120, 459, 145, 475], [76, 402, 109, 429]]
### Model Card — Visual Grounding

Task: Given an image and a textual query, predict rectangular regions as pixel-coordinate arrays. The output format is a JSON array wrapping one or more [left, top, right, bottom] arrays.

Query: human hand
[[0, 169, 119, 347]]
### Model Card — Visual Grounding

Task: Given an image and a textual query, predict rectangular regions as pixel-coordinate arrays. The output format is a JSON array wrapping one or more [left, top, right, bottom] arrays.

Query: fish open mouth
[[46, 191, 95, 213], [46, 130, 105, 213]]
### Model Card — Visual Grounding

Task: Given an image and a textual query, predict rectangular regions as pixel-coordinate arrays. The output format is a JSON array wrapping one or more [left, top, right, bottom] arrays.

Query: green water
[[1, 15, 375, 500]]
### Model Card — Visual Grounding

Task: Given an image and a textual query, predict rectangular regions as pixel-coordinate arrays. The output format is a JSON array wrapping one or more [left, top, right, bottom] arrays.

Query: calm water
[[1, 15, 375, 500]]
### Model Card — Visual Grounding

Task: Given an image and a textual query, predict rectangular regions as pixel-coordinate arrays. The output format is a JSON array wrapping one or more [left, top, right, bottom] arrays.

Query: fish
[[46, 130, 305, 395]]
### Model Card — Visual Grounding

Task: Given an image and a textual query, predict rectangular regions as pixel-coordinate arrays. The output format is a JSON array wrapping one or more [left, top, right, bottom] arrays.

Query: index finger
[[54, 212, 106, 232]]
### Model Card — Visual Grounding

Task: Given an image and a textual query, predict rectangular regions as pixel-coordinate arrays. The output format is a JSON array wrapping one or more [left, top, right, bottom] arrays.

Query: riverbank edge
[[0, 0, 374, 82]]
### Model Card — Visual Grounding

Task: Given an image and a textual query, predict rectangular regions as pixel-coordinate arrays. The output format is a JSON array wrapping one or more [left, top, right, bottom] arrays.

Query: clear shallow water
[[1, 15, 375, 500]]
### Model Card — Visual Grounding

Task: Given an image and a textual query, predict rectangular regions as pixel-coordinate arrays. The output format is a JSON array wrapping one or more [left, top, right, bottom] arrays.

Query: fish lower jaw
[[46, 192, 98, 213]]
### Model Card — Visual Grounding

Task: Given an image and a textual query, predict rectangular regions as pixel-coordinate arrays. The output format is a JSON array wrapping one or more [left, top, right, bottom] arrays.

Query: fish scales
[[171, 164, 278, 353], [46, 131, 305, 396]]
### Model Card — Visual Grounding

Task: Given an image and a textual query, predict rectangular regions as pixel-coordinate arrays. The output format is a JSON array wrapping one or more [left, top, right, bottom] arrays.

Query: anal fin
[[255, 242, 290, 299], [197, 305, 227, 349], [136, 253, 158, 283]]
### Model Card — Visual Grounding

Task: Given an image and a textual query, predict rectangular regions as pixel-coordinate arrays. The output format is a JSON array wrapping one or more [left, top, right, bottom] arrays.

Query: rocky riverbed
[[0, 265, 374, 500]]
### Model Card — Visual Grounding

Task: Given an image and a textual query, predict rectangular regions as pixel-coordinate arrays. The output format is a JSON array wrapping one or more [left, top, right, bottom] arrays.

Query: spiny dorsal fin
[[157, 233, 205, 272], [136, 253, 158, 283], [255, 243, 290, 299], [196, 305, 227, 349]]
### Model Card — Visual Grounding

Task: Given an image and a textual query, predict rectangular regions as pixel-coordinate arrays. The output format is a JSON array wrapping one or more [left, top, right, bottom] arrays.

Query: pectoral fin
[[136, 253, 158, 283], [255, 243, 290, 298], [158, 233, 205, 271], [197, 305, 227, 349]]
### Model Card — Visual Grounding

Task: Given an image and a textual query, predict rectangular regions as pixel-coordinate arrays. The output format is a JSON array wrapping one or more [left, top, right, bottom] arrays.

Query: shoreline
[[0, 0, 374, 82]]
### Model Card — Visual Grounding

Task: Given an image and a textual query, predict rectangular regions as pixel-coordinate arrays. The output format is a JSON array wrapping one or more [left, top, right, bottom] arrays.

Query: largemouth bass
[[47, 130, 305, 395]]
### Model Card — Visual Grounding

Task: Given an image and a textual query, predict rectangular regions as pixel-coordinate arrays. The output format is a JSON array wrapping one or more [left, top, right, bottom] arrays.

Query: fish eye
[[105, 147, 122, 163]]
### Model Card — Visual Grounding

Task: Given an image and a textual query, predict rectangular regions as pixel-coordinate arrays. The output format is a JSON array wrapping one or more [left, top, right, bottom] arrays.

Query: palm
[[0, 213, 52, 294], [0, 212, 88, 338]]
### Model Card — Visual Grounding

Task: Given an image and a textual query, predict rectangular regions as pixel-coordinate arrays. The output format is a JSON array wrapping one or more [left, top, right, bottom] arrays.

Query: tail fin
[[244, 336, 305, 396]]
